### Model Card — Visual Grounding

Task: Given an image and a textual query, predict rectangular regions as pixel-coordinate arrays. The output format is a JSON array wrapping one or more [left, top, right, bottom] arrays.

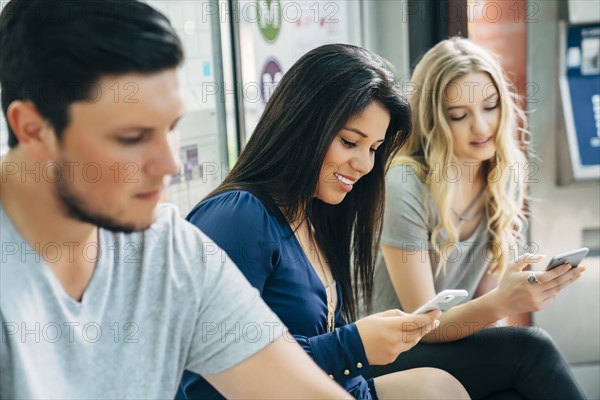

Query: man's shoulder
[[145, 203, 216, 247], [137, 203, 213, 264], [153, 202, 182, 225]]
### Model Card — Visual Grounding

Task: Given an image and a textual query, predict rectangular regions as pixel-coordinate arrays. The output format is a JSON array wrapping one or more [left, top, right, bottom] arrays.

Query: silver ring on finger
[[527, 272, 540, 285]]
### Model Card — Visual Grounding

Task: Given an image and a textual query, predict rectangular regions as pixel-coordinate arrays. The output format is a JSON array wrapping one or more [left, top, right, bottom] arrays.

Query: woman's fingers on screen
[[426, 309, 442, 320], [513, 253, 545, 271]]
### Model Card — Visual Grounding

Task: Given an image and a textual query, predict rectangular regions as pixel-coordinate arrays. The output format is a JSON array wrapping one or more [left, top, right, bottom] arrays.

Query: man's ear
[[7, 100, 58, 162]]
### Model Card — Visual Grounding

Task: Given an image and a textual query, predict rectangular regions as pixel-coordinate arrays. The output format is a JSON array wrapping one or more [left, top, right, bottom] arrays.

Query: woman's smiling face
[[315, 101, 390, 205]]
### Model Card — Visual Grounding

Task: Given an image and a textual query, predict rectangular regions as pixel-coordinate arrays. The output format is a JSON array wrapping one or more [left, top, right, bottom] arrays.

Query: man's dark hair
[[205, 44, 412, 321], [0, 0, 184, 148]]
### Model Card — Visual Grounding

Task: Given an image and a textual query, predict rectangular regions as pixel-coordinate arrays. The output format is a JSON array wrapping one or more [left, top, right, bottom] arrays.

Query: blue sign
[[561, 23, 600, 179]]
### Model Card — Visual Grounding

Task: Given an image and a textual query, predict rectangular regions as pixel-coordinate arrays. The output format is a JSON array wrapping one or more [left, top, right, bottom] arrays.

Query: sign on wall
[[237, 0, 362, 142], [560, 22, 600, 180]]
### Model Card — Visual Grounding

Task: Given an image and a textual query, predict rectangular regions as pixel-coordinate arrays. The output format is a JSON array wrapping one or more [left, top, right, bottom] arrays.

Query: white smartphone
[[545, 247, 589, 271], [411, 289, 469, 315]]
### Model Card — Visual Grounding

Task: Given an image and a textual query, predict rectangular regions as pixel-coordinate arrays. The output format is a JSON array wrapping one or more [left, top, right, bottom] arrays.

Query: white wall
[[361, 0, 411, 81]]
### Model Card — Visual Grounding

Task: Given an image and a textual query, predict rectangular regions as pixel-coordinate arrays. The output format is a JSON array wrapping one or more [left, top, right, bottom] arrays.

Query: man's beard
[[56, 174, 143, 234]]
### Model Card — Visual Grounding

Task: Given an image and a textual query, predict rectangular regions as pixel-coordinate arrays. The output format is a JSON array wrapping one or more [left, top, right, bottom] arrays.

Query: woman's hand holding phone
[[411, 290, 469, 315], [494, 253, 587, 315], [354, 309, 441, 366]]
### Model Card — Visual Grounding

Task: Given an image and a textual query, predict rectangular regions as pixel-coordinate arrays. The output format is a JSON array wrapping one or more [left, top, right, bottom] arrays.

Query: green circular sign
[[257, 0, 282, 43]]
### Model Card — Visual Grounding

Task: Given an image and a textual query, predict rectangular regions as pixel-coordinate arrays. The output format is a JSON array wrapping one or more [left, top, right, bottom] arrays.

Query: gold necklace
[[313, 244, 336, 333], [295, 225, 336, 333]]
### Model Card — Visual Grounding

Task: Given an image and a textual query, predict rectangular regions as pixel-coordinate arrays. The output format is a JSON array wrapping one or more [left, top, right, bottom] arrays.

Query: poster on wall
[[237, 0, 362, 142], [559, 22, 600, 180], [148, 1, 228, 215]]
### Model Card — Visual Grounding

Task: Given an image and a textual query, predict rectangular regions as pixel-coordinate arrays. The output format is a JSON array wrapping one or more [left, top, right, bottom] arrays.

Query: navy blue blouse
[[177, 190, 375, 399]]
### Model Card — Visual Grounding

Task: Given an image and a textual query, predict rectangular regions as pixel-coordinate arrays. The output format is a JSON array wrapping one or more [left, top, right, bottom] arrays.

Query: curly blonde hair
[[394, 37, 528, 276]]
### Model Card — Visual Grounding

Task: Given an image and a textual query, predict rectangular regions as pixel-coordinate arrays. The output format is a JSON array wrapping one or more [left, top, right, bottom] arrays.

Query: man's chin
[[104, 222, 153, 234], [55, 166, 159, 233], [100, 214, 157, 234], [66, 206, 155, 234]]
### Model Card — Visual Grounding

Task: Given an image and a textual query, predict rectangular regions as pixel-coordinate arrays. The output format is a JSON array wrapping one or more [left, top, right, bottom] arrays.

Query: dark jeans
[[364, 326, 586, 400]]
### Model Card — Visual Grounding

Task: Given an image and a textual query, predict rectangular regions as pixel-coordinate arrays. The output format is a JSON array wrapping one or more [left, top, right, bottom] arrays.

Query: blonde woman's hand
[[354, 309, 441, 365], [495, 253, 586, 315]]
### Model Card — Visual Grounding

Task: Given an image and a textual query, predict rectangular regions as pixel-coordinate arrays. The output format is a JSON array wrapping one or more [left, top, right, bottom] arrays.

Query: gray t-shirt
[[372, 164, 492, 312], [0, 203, 285, 399]]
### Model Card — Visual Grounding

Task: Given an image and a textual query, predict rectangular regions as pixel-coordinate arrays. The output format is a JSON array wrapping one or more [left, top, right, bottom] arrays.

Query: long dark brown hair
[[207, 44, 411, 321]]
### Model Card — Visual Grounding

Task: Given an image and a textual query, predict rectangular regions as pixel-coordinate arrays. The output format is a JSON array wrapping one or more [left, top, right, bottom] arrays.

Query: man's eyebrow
[[342, 127, 385, 142], [107, 115, 184, 134], [108, 125, 154, 134]]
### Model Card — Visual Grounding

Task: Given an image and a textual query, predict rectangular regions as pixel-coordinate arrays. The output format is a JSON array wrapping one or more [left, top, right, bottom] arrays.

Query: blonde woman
[[365, 38, 587, 399]]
